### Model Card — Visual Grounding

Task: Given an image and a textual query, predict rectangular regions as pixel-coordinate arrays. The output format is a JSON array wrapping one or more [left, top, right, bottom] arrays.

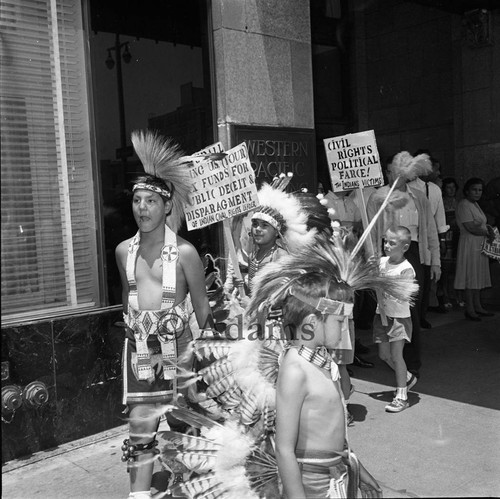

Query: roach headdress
[[246, 236, 418, 322], [131, 130, 194, 233]]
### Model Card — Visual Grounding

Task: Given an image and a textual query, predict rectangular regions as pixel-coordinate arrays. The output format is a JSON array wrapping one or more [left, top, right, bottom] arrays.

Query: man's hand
[[431, 265, 441, 282]]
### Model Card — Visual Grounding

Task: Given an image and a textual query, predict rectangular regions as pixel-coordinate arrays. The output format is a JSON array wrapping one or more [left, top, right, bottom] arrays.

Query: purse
[[481, 226, 500, 261]]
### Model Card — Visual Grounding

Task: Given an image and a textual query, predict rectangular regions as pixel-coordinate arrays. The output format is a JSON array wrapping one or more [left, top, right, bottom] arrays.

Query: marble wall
[[211, 0, 315, 147], [352, 1, 500, 182], [1, 308, 124, 463]]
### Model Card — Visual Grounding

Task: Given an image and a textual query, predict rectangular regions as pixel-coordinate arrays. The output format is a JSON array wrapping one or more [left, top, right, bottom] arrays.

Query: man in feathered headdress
[[366, 151, 440, 380], [246, 237, 418, 498], [115, 130, 214, 499]]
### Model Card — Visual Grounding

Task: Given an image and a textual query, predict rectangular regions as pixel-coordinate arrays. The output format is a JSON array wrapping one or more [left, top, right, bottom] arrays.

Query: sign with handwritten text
[[323, 130, 383, 192], [185, 142, 258, 230]]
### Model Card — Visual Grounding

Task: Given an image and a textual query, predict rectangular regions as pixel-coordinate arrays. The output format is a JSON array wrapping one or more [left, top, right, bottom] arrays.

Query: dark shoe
[[353, 355, 374, 368], [420, 319, 432, 329], [464, 311, 481, 322], [408, 369, 420, 379], [407, 374, 418, 391], [355, 339, 370, 354], [428, 305, 448, 314], [476, 310, 494, 317]]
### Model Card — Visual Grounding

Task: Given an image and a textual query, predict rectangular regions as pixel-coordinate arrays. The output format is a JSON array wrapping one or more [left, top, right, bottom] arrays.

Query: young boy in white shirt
[[374, 226, 418, 413]]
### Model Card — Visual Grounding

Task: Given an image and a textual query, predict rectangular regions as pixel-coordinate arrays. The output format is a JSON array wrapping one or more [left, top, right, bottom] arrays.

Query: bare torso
[[285, 348, 346, 453], [116, 235, 190, 311]]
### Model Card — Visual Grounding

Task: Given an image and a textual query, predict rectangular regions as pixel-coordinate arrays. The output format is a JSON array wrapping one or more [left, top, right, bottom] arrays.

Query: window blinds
[[1, 0, 99, 320]]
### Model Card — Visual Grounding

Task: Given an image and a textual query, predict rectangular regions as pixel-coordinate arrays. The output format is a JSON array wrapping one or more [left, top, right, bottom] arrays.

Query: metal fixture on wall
[[1, 381, 49, 423], [105, 34, 133, 158], [462, 9, 493, 47]]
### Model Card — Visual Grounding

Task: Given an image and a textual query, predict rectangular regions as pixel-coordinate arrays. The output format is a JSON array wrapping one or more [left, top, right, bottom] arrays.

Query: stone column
[[209, 0, 315, 148]]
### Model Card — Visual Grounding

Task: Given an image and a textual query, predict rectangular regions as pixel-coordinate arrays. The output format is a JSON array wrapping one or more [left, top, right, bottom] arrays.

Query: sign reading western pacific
[[323, 130, 383, 192], [185, 142, 258, 230]]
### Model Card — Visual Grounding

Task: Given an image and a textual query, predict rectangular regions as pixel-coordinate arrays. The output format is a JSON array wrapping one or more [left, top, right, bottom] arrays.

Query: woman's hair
[[441, 177, 458, 193], [463, 177, 484, 197]]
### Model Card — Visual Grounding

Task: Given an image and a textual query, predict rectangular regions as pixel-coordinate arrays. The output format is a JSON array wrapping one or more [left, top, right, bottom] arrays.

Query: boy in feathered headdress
[[115, 130, 214, 498], [246, 236, 418, 498], [225, 180, 311, 299]]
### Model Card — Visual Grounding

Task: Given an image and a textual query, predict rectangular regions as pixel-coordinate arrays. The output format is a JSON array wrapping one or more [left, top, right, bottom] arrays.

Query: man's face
[[386, 164, 406, 188], [251, 219, 278, 247], [132, 190, 169, 233]]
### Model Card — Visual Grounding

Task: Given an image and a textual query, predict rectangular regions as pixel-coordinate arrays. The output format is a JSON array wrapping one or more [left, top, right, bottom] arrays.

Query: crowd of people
[[114, 131, 498, 498]]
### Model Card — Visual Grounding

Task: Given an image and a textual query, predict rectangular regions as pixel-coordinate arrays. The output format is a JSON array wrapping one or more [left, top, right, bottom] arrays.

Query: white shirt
[[377, 257, 415, 318], [408, 178, 449, 234], [324, 188, 375, 224]]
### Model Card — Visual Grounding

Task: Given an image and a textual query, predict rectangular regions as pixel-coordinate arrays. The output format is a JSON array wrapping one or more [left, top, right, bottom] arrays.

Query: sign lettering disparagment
[[323, 130, 383, 192], [185, 142, 259, 230]]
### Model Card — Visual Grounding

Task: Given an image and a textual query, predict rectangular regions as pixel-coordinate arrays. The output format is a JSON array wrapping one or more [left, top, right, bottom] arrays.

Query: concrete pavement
[[2, 308, 500, 498]]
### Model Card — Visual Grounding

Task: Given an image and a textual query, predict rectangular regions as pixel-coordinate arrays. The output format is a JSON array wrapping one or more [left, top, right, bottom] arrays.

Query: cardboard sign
[[192, 141, 225, 158], [185, 142, 258, 230], [323, 130, 383, 192]]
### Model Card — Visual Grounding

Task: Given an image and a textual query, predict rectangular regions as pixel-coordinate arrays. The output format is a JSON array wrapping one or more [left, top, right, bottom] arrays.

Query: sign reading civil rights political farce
[[323, 130, 383, 192], [185, 142, 259, 230]]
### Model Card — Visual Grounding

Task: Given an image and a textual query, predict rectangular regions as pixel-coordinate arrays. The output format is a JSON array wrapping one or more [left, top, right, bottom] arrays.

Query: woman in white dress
[[454, 177, 495, 321]]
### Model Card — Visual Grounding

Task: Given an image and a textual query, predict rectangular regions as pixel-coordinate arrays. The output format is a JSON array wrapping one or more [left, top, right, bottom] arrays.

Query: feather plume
[[131, 130, 194, 232], [166, 406, 223, 430], [160, 430, 221, 452], [203, 420, 255, 471], [390, 151, 432, 181]]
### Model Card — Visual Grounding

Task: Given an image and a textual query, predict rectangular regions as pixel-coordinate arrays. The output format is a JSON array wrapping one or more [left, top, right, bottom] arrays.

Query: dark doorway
[[88, 0, 215, 305]]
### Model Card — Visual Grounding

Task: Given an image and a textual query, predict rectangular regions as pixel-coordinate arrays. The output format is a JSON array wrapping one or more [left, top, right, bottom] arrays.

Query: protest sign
[[192, 141, 225, 158], [323, 130, 383, 192], [185, 142, 258, 231]]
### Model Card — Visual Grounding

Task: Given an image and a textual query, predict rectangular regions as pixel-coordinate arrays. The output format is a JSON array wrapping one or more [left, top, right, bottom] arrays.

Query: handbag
[[481, 226, 500, 261]]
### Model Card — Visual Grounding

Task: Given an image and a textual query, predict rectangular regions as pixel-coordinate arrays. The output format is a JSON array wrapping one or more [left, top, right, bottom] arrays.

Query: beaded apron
[[123, 225, 191, 405]]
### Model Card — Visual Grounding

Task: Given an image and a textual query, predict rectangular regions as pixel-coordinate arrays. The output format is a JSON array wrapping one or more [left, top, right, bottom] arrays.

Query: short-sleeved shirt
[[376, 257, 415, 318]]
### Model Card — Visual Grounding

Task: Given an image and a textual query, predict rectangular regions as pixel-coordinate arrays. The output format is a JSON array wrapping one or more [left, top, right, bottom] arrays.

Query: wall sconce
[[462, 9, 493, 48], [105, 49, 115, 69]]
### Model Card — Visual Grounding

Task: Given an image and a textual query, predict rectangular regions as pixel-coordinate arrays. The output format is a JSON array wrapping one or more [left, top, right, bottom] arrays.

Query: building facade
[[1, 0, 499, 462]]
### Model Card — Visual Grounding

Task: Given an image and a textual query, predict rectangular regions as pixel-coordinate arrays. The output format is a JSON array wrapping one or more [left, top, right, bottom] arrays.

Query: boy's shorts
[[373, 314, 412, 343]]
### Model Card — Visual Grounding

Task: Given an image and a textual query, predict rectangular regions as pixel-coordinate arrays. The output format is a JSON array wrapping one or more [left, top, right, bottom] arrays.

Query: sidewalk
[[2, 309, 500, 498]]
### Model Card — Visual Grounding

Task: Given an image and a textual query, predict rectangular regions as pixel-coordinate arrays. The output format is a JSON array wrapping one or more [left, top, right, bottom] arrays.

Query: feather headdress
[[246, 237, 419, 321], [389, 151, 432, 181], [252, 183, 311, 252], [131, 130, 193, 233]]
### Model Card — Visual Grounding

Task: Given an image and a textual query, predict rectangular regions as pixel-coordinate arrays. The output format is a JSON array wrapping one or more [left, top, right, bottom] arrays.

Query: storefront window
[[1, 0, 99, 321], [88, 0, 215, 305]]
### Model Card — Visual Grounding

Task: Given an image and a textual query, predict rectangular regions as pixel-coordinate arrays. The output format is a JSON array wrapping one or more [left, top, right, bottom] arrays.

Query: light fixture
[[122, 43, 132, 64], [105, 49, 115, 69]]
